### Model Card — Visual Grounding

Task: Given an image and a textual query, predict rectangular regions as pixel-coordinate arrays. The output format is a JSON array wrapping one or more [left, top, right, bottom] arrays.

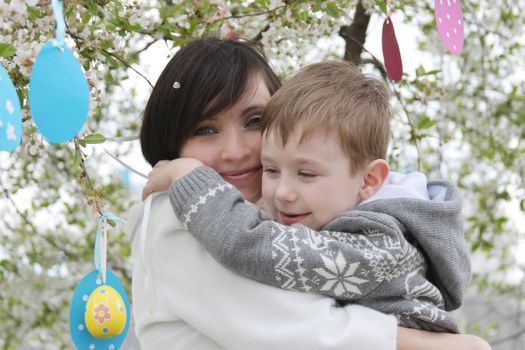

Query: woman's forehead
[[207, 75, 271, 121]]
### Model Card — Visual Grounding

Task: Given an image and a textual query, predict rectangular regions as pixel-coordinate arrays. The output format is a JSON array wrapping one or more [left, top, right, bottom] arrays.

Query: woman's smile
[[220, 167, 262, 188]]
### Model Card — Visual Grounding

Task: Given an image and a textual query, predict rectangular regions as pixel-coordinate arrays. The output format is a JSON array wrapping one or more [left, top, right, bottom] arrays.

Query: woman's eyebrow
[[242, 104, 265, 115]]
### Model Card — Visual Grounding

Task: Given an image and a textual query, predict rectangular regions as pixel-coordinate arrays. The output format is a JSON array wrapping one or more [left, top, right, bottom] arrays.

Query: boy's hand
[[142, 158, 204, 200]]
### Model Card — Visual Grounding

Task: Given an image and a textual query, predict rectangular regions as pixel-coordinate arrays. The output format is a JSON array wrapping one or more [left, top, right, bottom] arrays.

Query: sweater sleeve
[[132, 192, 398, 350], [169, 166, 407, 300]]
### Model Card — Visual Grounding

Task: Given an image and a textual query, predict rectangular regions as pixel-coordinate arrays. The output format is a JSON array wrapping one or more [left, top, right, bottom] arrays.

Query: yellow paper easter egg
[[84, 285, 127, 338]]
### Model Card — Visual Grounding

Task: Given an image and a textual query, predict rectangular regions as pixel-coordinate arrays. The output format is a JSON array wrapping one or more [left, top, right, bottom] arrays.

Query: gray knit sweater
[[169, 166, 470, 333]]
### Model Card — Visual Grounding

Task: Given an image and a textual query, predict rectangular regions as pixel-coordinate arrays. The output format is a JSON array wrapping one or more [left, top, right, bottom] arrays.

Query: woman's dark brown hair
[[140, 38, 281, 166]]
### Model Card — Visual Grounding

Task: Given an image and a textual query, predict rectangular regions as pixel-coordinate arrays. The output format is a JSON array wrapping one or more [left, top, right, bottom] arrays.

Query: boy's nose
[[275, 180, 298, 203]]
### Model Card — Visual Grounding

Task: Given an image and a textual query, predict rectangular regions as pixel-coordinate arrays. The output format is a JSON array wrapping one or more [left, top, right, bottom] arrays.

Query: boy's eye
[[298, 171, 317, 178], [193, 126, 217, 136], [245, 115, 262, 129], [263, 167, 279, 175]]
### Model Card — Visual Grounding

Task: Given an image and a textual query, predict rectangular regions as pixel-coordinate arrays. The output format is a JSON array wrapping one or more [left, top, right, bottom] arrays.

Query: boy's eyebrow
[[295, 157, 320, 166], [261, 151, 276, 163], [261, 153, 322, 167], [261, 152, 273, 160], [294, 156, 330, 169]]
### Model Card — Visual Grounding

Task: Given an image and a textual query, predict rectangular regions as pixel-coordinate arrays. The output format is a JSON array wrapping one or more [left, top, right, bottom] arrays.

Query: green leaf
[[325, 3, 342, 18], [379, 1, 387, 14], [64, 4, 75, 19], [73, 147, 81, 168], [0, 43, 16, 58], [79, 133, 106, 147], [27, 6, 41, 20], [416, 116, 437, 130], [81, 11, 92, 25], [205, 19, 223, 35], [160, 4, 180, 19], [101, 39, 114, 50], [255, 0, 271, 9], [105, 54, 120, 68], [480, 240, 494, 251], [415, 65, 441, 77], [496, 190, 510, 201], [421, 69, 441, 76]]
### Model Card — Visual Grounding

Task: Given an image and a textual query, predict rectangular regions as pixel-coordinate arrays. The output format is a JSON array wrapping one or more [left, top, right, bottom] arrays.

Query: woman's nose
[[220, 132, 251, 162]]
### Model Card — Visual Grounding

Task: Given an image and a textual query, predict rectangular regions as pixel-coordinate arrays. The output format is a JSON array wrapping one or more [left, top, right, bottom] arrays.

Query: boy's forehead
[[263, 124, 337, 146], [261, 125, 351, 168]]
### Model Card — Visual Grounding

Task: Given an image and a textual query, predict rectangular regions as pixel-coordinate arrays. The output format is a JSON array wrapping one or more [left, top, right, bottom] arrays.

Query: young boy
[[144, 61, 470, 333]]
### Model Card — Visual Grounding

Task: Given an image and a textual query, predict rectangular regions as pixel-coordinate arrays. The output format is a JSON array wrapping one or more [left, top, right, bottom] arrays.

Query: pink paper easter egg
[[434, 0, 464, 55], [382, 16, 403, 82]]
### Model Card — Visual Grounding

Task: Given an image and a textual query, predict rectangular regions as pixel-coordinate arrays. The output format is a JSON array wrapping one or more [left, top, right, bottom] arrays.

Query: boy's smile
[[277, 211, 311, 225]]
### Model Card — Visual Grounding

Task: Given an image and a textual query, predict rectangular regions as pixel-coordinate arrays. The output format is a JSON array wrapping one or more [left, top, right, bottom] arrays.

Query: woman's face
[[180, 75, 271, 202]]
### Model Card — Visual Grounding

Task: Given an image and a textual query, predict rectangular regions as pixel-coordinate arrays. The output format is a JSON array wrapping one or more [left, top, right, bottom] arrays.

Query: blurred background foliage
[[1, 0, 524, 348]]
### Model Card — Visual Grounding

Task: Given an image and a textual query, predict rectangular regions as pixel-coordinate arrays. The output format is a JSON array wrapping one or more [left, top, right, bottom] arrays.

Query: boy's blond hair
[[261, 61, 391, 173]]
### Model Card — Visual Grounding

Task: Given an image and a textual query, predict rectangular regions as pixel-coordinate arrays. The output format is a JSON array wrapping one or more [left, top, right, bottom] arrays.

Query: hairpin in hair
[[172, 81, 181, 89]]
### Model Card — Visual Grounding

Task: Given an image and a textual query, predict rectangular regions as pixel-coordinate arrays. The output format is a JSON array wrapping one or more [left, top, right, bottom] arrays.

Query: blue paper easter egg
[[69, 269, 130, 350], [29, 42, 89, 144], [0, 65, 22, 152]]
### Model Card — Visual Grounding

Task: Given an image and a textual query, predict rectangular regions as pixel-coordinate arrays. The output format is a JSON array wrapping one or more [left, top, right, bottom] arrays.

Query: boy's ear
[[359, 159, 390, 201]]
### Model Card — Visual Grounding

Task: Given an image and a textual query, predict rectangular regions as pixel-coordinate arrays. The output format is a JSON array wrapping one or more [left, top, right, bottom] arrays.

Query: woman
[[131, 38, 491, 349]]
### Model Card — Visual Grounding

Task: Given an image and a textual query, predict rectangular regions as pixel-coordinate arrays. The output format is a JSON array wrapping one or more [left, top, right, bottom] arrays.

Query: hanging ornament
[[382, 15, 403, 82], [0, 65, 22, 152], [434, 0, 464, 55], [69, 213, 130, 350], [29, 0, 89, 144]]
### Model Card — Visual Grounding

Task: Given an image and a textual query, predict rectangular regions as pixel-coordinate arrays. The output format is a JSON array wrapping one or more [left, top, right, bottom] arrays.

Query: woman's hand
[[142, 158, 204, 200], [397, 327, 492, 350]]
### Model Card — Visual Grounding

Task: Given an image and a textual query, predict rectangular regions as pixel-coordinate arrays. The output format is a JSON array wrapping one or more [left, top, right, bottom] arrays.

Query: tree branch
[[74, 138, 105, 216], [360, 58, 387, 79], [100, 48, 154, 88], [490, 327, 525, 345], [65, 22, 154, 89], [252, 23, 270, 43], [216, 0, 297, 22], [339, 0, 371, 65]]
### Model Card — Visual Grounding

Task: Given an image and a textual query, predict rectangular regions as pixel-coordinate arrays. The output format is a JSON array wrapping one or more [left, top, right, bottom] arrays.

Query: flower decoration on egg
[[93, 304, 112, 324]]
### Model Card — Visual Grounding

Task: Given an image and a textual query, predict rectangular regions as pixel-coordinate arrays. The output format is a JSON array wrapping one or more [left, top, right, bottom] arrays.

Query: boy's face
[[261, 126, 365, 230]]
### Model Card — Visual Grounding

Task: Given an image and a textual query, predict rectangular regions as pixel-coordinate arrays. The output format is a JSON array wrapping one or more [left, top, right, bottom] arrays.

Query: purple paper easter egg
[[434, 0, 464, 55]]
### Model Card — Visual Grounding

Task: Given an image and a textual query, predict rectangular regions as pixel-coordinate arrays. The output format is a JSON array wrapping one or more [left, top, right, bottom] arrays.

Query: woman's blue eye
[[193, 127, 217, 136], [245, 115, 262, 128]]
